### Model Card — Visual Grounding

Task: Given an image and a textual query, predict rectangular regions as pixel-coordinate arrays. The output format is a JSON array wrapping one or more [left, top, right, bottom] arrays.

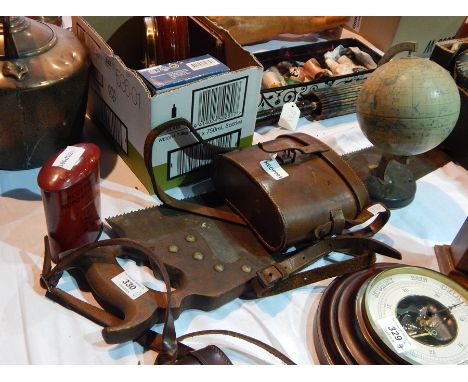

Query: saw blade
[[106, 204, 274, 319], [343, 146, 452, 182]]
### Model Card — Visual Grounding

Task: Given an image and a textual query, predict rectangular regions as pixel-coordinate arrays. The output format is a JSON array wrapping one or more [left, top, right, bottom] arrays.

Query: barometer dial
[[362, 266, 468, 364]]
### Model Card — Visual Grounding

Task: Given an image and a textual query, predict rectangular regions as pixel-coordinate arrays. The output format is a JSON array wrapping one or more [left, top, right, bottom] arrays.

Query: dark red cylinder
[[37, 143, 102, 262]]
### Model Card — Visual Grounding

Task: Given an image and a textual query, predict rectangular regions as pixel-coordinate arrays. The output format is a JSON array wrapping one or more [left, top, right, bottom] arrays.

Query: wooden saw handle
[[42, 238, 168, 344], [81, 249, 166, 344]]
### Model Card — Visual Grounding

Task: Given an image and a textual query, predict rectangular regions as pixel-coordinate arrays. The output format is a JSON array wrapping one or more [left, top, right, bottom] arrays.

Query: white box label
[[260, 158, 289, 180], [111, 271, 149, 300], [52, 146, 85, 170], [186, 57, 220, 71], [378, 316, 416, 353]]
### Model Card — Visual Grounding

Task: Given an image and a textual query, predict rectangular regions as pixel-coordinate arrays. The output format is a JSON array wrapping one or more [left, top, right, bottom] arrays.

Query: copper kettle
[[0, 16, 90, 170]]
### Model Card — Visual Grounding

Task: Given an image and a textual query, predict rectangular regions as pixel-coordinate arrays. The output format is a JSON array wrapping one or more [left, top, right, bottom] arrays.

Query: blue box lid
[[138, 54, 230, 91]]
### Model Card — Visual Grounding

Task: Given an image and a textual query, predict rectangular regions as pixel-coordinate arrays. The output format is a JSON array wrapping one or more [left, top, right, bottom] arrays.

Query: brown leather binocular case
[[144, 118, 390, 250]]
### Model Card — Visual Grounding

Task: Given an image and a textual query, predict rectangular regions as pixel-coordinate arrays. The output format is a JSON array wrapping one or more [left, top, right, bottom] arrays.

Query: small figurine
[[276, 60, 295, 75], [303, 58, 332, 79], [276, 61, 308, 84], [262, 66, 286, 88], [343, 46, 377, 69], [324, 44, 369, 75]]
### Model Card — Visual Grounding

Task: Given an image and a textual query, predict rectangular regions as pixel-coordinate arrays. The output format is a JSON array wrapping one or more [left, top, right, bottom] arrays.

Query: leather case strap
[[275, 133, 368, 212], [174, 329, 295, 365], [170, 345, 232, 365], [248, 235, 402, 298], [144, 118, 246, 226]]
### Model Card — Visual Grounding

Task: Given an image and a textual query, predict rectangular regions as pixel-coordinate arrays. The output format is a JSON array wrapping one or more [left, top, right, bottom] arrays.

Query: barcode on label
[[168, 130, 240, 179], [192, 77, 247, 129], [186, 57, 220, 71], [90, 88, 129, 154], [350, 16, 362, 31]]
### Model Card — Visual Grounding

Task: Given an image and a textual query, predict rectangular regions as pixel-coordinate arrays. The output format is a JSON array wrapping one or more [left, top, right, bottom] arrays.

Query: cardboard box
[[348, 16, 466, 58], [72, 17, 263, 191]]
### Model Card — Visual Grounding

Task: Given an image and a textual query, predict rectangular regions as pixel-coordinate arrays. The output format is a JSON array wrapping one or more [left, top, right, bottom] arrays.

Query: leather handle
[[257, 139, 328, 156], [144, 118, 246, 226]]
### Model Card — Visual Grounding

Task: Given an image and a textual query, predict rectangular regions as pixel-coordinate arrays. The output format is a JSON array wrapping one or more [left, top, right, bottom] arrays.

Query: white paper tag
[[377, 316, 416, 353], [52, 146, 85, 171], [111, 271, 149, 300], [278, 102, 300, 131], [260, 158, 289, 180], [367, 203, 386, 215]]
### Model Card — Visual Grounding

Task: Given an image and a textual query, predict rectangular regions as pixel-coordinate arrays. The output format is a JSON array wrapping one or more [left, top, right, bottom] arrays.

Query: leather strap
[[344, 205, 390, 237], [41, 237, 178, 363], [258, 138, 328, 156], [249, 235, 402, 298], [144, 118, 246, 226], [41, 236, 296, 365], [176, 330, 296, 365], [278, 133, 368, 212], [171, 345, 232, 365]]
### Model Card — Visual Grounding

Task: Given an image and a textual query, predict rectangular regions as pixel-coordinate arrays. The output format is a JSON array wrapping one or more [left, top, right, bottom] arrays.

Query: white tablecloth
[[1, 112, 467, 366]]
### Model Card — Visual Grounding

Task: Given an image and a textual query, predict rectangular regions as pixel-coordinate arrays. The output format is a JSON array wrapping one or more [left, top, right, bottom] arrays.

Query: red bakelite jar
[[37, 143, 102, 262]]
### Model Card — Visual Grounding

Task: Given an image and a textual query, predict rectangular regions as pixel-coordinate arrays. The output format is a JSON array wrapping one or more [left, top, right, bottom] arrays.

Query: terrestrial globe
[[357, 57, 460, 156], [355, 57, 461, 208]]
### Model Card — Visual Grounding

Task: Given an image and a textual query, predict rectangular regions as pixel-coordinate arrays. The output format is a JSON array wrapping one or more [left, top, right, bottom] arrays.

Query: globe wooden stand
[[434, 217, 468, 289], [345, 148, 452, 210], [365, 153, 416, 209]]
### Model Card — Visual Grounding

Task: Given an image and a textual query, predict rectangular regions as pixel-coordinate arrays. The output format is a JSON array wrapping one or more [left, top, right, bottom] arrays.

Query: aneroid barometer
[[314, 264, 468, 364]]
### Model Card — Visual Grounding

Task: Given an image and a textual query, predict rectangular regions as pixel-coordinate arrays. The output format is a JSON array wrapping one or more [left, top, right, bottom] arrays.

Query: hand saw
[[40, 107, 450, 346], [94, 133, 446, 343], [40, 119, 405, 346]]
